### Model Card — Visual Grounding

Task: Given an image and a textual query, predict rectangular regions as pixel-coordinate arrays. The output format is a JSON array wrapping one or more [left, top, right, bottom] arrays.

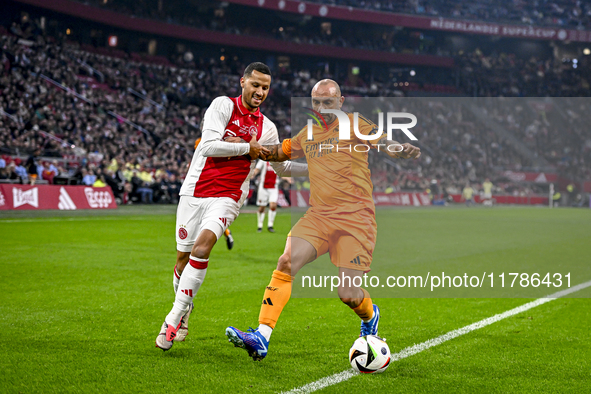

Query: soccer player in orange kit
[[226, 79, 420, 360]]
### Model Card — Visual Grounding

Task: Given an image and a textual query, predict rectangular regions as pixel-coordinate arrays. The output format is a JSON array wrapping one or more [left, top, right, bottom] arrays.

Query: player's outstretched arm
[[376, 137, 421, 159], [270, 160, 308, 177]]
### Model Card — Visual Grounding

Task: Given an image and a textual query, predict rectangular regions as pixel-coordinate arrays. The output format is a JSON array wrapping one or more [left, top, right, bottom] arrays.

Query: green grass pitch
[[0, 205, 590, 393]]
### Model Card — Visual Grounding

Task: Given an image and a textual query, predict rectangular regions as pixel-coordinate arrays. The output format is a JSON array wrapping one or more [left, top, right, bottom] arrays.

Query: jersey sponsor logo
[[225, 124, 258, 139], [58, 187, 77, 210], [178, 227, 188, 240], [84, 188, 113, 208], [262, 297, 274, 306], [13, 187, 38, 208], [266, 286, 279, 291], [350, 256, 362, 266], [232, 119, 240, 127]]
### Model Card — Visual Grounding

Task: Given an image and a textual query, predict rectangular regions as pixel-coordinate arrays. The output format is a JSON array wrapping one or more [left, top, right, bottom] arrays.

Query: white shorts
[[483, 193, 492, 199], [176, 195, 240, 253], [257, 187, 279, 206]]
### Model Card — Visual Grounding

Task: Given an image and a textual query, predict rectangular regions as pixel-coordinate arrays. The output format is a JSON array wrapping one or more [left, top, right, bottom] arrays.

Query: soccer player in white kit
[[254, 160, 280, 233], [155, 62, 307, 351]]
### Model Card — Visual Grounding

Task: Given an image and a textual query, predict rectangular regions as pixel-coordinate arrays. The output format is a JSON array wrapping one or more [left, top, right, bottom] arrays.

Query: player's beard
[[323, 113, 336, 125]]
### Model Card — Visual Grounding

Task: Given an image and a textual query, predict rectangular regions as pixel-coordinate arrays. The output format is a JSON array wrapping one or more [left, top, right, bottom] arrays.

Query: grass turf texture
[[0, 206, 590, 393]]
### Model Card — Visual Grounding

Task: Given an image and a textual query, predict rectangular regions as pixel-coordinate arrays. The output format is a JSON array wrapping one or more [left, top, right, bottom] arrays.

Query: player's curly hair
[[243, 62, 271, 78]]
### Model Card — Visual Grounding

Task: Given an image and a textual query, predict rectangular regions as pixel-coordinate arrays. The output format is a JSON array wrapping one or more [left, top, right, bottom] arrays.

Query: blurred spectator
[[81, 168, 97, 186], [14, 158, 28, 183], [93, 173, 107, 188], [41, 161, 55, 184], [462, 183, 475, 206]]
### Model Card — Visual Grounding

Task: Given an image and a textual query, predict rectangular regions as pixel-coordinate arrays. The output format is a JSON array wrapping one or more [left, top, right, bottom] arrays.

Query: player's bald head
[[312, 79, 341, 98], [310, 79, 344, 125]]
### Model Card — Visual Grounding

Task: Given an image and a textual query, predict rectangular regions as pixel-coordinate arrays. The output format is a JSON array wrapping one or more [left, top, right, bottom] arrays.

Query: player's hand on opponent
[[248, 136, 269, 160], [390, 143, 421, 159]]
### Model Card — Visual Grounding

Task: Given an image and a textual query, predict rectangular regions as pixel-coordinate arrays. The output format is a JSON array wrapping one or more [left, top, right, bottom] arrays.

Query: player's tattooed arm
[[260, 144, 289, 162], [376, 136, 421, 159]]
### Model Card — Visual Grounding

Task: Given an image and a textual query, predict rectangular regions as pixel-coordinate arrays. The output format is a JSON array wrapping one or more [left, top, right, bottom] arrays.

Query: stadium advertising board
[[0, 185, 117, 210]]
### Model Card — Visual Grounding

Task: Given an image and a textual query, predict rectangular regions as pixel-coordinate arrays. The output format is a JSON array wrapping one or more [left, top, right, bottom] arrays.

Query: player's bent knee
[[340, 297, 359, 308], [191, 244, 212, 260], [276, 253, 291, 274]]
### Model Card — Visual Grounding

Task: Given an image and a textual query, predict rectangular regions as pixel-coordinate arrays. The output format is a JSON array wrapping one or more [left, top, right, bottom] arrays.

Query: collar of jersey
[[236, 95, 262, 118]]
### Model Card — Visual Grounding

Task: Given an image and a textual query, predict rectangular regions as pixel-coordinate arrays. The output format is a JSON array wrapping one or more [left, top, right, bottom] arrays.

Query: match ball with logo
[[349, 335, 391, 374]]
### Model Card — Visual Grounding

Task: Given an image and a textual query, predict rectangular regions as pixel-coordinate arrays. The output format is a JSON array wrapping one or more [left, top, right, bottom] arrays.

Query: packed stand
[[458, 49, 591, 97], [82, 0, 591, 30], [1, 18, 589, 205], [74, 0, 447, 57], [306, 0, 591, 29]]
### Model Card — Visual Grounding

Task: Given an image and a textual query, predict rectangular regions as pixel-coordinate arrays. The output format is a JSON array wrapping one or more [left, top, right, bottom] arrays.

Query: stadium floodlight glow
[[410, 70, 416, 76], [584, 48, 591, 55]]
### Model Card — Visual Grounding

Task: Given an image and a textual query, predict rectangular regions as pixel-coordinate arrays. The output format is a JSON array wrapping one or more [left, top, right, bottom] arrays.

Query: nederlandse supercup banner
[[0, 184, 117, 210]]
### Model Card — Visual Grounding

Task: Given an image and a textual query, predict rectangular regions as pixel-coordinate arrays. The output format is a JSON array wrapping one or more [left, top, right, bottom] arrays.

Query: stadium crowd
[[73, 0, 446, 57], [76, 0, 591, 30], [307, 0, 591, 29], [1, 15, 589, 203]]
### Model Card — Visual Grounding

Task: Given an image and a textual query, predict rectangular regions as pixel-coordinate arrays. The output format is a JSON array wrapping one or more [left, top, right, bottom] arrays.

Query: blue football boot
[[360, 304, 380, 337], [225, 326, 269, 361]]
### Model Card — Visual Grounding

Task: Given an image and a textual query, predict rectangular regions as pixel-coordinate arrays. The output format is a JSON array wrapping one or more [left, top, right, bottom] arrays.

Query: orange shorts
[[290, 208, 377, 271]]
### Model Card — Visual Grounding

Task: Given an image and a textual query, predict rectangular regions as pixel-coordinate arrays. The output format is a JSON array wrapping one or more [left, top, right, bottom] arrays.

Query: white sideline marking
[[283, 280, 591, 394]]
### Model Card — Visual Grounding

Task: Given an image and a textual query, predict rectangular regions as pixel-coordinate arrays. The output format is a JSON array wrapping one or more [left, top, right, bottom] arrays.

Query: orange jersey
[[194, 138, 201, 149], [291, 112, 383, 214]]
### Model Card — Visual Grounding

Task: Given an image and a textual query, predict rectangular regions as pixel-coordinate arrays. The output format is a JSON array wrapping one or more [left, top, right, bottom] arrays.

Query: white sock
[[257, 211, 265, 228], [166, 256, 208, 327], [258, 324, 273, 342], [268, 210, 276, 227], [173, 266, 181, 294]]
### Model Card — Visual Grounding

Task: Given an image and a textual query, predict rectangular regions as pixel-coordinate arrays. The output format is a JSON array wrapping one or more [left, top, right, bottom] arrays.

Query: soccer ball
[[349, 335, 391, 374]]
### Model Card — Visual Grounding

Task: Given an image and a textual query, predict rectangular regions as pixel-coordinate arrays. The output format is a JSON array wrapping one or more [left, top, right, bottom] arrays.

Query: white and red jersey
[[256, 160, 279, 190], [180, 95, 280, 204]]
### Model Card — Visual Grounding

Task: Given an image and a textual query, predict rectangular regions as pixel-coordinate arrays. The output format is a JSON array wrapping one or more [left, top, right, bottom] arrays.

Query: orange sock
[[224, 228, 230, 237], [258, 270, 293, 329], [351, 288, 374, 322]]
